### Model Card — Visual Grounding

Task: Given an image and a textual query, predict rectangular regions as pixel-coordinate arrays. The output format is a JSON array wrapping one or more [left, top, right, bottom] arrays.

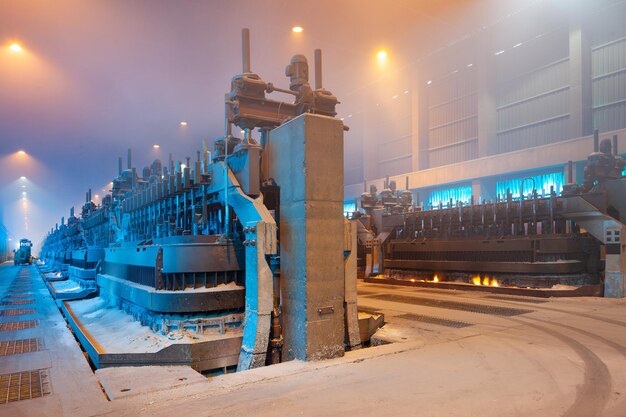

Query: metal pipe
[[314, 49, 322, 90], [593, 129, 599, 152], [613, 134, 618, 155], [118, 157, 122, 176], [242, 28, 251, 73], [128, 149, 132, 170]]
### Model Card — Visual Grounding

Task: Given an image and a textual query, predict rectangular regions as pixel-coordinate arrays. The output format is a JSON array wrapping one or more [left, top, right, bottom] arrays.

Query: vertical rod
[[613, 134, 618, 155], [593, 129, 599, 152], [567, 160, 573, 183], [128, 149, 132, 170], [118, 157, 122, 175], [242, 28, 251, 73], [314, 49, 322, 90], [405, 175, 409, 190]]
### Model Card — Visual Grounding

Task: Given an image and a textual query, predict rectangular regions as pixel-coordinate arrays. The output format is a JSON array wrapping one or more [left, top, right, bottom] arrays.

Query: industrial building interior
[[1, 0, 626, 416]]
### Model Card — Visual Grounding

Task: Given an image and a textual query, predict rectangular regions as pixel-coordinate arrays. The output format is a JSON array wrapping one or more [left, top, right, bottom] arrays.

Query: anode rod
[[314, 49, 322, 89], [128, 148, 132, 169], [118, 157, 122, 175], [613, 134, 618, 155], [567, 160, 573, 184], [242, 28, 251, 73], [593, 129, 599, 153]]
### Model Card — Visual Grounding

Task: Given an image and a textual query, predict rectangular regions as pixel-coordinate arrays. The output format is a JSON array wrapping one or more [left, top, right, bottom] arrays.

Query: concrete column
[[268, 113, 346, 361], [569, 0, 593, 137], [477, 32, 498, 157], [363, 95, 379, 184], [411, 70, 429, 171]]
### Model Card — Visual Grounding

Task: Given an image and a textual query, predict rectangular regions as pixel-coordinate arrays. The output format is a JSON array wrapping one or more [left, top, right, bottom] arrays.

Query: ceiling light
[[153, 144, 160, 149], [9, 43, 23, 53], [180, 121, 188, 126], [292, 26, 303, 33], [376, 50, 388, 61]]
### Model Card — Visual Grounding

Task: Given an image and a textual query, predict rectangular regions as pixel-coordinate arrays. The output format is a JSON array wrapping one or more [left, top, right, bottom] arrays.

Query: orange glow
[[472, 276, 481, 285], [491, 279, 500, 287], [432, 275, 439, 283], [376, 50, 388, 61], [292, 26, 303, 33], [17, 150, 26, 155], [483, 277, 490, 286], [9, 43, 23, 53]]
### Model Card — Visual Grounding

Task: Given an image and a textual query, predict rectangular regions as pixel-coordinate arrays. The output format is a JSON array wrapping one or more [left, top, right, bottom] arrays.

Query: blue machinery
[[38, 29, 362, 373], [354, 131, 626, 298]]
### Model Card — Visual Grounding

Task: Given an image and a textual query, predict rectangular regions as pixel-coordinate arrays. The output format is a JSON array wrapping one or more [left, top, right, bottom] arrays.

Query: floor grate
[[4, 294, 32, 299], [365, 294, 534, 317], [0, 369, 51, 403], [1, 300, 34, 306], [0, 338, 44, 356], [395, 313, 474, 328], [483, 295, 549, 304], [0, 309, 36, 317], [0, 320, 38, 332]]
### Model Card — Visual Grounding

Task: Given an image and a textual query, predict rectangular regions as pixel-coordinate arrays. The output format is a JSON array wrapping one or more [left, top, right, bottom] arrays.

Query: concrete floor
[[1, 264, 626, 417]]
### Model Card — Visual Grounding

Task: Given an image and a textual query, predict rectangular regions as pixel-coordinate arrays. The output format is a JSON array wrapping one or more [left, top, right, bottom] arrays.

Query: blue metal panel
[[496, 170, 564, 200], [427, 184, 472, 209]]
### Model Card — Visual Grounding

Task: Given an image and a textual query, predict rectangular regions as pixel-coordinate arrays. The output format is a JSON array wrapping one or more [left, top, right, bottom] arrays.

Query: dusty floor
[[1, 263, 626, 417]]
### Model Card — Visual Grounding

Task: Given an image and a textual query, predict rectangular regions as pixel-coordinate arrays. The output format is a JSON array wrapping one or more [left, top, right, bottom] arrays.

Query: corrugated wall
[[495, 29, 571, 153], [427, 68, 478, 168], [373, 91, 413, 179], [591, 1, 626, 133]]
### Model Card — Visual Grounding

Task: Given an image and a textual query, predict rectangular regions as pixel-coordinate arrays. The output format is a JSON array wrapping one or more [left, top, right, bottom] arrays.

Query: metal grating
[[484, 295, 548, 304], [365, 294, 534, 317], [396, 313, 473, 328], [1, 300, 34, 306], [4, 294, 32, 299], [0, 338, 44, 356], [0, 369, 51, 403], [0, 309, 36, 317], [0, 320, 38, 332]]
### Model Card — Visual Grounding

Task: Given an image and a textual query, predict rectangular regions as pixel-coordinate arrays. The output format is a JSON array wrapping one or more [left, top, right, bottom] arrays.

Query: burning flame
[[432, 275, 439, 283], [471, 275, 500, 287]]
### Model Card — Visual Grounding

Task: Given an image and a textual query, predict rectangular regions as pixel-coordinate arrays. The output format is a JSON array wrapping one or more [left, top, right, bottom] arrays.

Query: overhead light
[[376, 50, 388, 62], [180, 121, 188, 126], [292, 26, 303, 33], [494, 50, 505, 56], [513, 42, 523, 48], [426, 80, 432, 85], [466, 63, 473, 68], [20, 176, 26, 180], [22, 191, 26, 196], [9, 43, 23, 53], [181, 164, 187, 169], [392, 95, 398, 99], [153, 144, 160, 149], [404, 90, 409, 94], [17, 150, 26, 155]]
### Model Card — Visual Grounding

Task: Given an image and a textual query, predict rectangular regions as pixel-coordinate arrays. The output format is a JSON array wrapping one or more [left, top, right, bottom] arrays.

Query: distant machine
[[353, 130, 626, 298], [14, 238, 33, 266]]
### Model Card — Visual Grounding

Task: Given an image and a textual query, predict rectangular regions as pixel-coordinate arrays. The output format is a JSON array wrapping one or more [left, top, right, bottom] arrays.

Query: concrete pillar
[[268, 113, 346, 361], [569, 0, 593, 137], [604, 224, 625, 298], [411, 71, 429, 171]]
